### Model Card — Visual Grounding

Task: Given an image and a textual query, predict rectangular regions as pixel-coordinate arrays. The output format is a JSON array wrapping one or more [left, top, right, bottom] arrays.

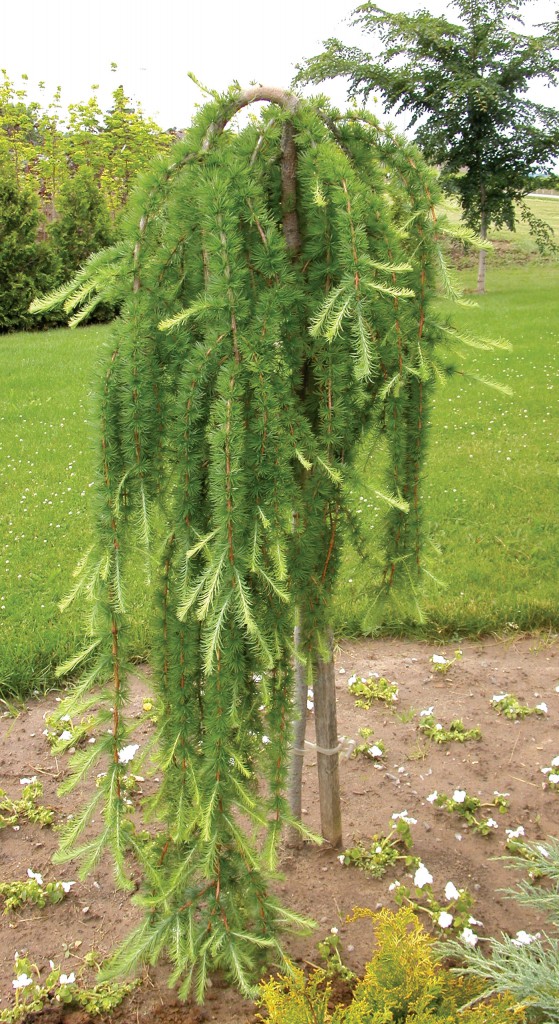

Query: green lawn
[[1, 260, 558, 697], [439, 192, 559, 259], [334, 261, 559, 637], [0, 326, 101, 696]]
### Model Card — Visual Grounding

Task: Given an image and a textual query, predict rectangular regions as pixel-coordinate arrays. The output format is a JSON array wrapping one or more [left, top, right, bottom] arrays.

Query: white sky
[[1, 0, 557, 131]]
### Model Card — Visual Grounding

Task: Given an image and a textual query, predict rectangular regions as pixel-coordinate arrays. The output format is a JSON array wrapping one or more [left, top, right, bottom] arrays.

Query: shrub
[[0, 170, 53, 331], [440, 837, 559, 1021], [258, 907, 528, 1023], [50, 166, 114, 283]]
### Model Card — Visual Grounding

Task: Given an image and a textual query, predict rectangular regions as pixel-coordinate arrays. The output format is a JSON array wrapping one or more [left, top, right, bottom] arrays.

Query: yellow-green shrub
[[258, 908, 527, 1024]]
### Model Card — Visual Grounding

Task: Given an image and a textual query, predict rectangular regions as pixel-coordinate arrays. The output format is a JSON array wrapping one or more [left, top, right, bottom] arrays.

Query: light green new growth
[[31, 84, 496, 999]]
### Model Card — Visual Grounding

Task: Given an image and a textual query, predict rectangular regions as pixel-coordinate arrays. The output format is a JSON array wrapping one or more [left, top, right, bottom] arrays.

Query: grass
[[0, 257, 558, 698], [0, 324, 148, 698], [439, 193, 559, 260], [334, 260, 559, 637]]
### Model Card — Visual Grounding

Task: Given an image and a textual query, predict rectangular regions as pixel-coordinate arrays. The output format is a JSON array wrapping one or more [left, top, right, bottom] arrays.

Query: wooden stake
[[314, 637, 342, 848]]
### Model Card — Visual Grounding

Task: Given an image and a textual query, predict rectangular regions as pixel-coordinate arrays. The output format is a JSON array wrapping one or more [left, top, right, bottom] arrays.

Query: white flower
[[426, 790, 438, 803], [388, 881, 401, 892], [368, 745, 384, 758], [549, 773, 559, 785], [536, 703, 548, 713], [506, 826, 525, 839], [469, 916, 483, 927], [59, 973, 76, 985], [414, 863, 433, 889], [117, 743, 139, 764], [330, 926, 339, 935], [59, 730, 72, 742], [262, 735, 271, 745], [348, 674, 357, 686], [511, 930, 540, 947], [461, 927, 478, 947], [452, 789, 466, 803], [485, 818, 498, 829], [432, 655, 447, 665], [492, 693, 507, 703], [438, 911, 454, 929], [392, 810, 417, 824], [13, 973, 33, 990], [420, 706, 434, 717], [435, 723, 443, 731], [61, 881, 75, 893], [551, 756, 559, 767], [445, 881, 460, 901], [537, 845, 550, 858], [19, 776, 37, 785], [338, 855, 345, 865], [27, 869, 43, 886]]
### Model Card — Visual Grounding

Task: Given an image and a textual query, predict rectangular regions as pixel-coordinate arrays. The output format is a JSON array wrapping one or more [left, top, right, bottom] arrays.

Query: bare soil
[[1, 635, 558, 1023]]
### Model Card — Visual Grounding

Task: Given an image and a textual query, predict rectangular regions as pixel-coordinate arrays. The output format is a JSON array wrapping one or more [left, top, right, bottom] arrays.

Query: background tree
[[0, 172, 52, 331], [0, 72, 172, 328], [0, 70, 40, 187], [98, 82, 172, 219], [50, 166, 114, 285], [295, 0, 559, 292]]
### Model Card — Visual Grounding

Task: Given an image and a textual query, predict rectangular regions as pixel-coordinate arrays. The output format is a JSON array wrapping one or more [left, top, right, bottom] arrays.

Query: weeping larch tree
[[32, 84, 500, 1000]]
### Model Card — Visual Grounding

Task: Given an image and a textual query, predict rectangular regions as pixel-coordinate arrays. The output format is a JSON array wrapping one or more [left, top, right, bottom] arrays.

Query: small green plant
[[394, 706, 417, 724], [351, 729, 386, 761], [340, 814, 418, 878], [257, 907, 527, 1023], [43, 710, 96, 751], [490, 693, 548, 719], [431, 649, 463, 673], [0, 781, 54, 829], [390, 873, 477, 937], [0, 874, 73, 913], [419, 714, 482, 744], [348, 674, 398, 708], [504, 828, 553, 878], [317, 930, 357, 985], [429, 788, 509, 835], [1, 953, 137, 1023]]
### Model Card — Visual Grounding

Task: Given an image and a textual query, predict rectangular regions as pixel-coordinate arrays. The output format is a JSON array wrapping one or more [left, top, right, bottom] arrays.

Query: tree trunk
[[477, 205, 488, 295], [287, 621, 308, 845]]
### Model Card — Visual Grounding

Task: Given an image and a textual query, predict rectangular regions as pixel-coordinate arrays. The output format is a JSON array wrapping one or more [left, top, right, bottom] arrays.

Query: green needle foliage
[[31, 83, 492, 999]]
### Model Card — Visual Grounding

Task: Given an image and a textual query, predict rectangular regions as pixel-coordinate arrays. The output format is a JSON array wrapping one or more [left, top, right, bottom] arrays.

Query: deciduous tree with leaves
[[32, 83, 499, 999], [295, 0, 559, 292]]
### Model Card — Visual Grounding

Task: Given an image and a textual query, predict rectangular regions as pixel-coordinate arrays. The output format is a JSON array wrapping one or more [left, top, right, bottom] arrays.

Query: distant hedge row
[[0, 73, 173, 331]]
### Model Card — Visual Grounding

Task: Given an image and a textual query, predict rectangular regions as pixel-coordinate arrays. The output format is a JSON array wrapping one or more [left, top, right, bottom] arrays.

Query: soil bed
[[1, 635, 558, 1022]]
